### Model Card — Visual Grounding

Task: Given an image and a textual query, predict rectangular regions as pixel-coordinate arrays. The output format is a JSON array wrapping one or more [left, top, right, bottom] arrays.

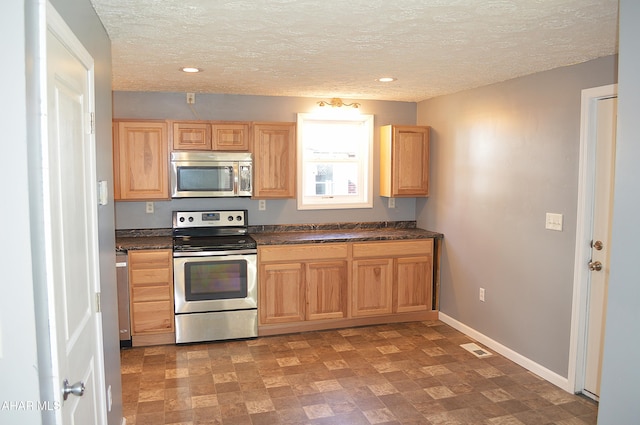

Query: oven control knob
[[188, 216, 194, 222], [228, 216, 233, 221], [179, 217, 185, 222], [237, 215, 242, 222]]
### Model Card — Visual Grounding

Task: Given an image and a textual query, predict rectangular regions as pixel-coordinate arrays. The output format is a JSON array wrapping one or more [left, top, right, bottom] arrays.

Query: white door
[[583, 96, 617, 398], [45, 4, 106, 423]]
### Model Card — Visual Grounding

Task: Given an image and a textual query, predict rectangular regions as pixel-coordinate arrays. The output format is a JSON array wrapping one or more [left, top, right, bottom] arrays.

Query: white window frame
[[296, 112, 374, 210]]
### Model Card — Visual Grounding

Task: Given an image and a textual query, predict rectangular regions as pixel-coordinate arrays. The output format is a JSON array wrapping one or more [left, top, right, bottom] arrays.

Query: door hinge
[[96, 292, 101, 313], [85, 112, 95, 135]]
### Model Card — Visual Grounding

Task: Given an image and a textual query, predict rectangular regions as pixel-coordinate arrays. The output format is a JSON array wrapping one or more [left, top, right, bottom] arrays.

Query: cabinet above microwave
[[172, 121, 250, 151]]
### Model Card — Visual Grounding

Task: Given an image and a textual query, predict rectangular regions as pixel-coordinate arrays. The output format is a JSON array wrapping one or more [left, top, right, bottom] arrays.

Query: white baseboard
[[438, 313, 572, 392]]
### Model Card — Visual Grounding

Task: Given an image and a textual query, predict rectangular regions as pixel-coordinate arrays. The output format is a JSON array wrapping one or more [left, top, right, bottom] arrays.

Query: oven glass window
[[177, 166, 233, 191], [185, 260, 247, 301]]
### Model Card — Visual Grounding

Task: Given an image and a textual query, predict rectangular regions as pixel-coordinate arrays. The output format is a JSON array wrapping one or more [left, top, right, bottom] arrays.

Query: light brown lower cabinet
[[259, 262, 305, 324], [306, 260, 348, 321], [258, 243, 348, 325], [258, 239, 436, 336], [395, 255, 433, 313], [352, 239, 434, 316], [351, 258, 393, 317], [128, 249, 175, 346]]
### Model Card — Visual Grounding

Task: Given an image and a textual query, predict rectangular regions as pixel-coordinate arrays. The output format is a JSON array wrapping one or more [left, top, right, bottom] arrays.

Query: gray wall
[[48, 0, 122, 424], [0, 1, 42, 423], [415, 55, 617, 377], [113, 92, 417, 228], [598, 0, 640, 422]]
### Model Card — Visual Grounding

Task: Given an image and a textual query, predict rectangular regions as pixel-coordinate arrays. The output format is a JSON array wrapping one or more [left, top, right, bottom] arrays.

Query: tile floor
[[120, 320, 597, 425]]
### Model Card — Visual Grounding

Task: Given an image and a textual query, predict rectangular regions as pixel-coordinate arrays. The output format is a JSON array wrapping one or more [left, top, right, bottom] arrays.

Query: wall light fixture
[[317, 98, 360, 108]]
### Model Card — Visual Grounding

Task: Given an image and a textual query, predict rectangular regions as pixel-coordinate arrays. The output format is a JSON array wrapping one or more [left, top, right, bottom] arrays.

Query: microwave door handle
[[233, 163, 239, 195], [246, 165, 251, 193]]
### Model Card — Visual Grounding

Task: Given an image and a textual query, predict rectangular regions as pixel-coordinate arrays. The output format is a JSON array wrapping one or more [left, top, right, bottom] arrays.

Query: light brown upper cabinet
[[114, 120, 169, 201], [252, 122, 296, 198], [172, 121, 211, 150], [212, 123, 250, 151], [172, 121, 250, 151], [112, 120, 121, 200], [380, 125, 430, 197]]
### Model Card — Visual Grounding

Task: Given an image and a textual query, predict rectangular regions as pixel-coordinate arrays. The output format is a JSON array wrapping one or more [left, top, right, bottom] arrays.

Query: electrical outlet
[[145, 202, 154, 214], [258, 200, 266, 211], [388, 197, 395, 208], [186, 92, 195, 104], [479, 288, 485, 302]]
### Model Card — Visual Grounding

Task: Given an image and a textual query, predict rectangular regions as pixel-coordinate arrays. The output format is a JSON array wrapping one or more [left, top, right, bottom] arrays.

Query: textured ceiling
[[90, 0, 619, 102]]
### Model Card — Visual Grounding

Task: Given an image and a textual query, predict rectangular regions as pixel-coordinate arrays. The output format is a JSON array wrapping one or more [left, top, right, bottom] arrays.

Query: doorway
[[568, 84, 618, 399]]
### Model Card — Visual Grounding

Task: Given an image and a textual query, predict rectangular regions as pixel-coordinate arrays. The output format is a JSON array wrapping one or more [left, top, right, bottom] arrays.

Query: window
[[297, 113, 373, 210]]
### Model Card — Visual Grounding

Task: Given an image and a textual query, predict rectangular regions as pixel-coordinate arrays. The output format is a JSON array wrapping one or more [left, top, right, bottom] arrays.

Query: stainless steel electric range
[[172, 209, 257, 343]]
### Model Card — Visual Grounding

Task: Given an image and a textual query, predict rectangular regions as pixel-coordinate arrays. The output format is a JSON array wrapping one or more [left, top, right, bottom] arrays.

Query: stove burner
[[173, 235, 257, 252], [172, 210, 256, 254]]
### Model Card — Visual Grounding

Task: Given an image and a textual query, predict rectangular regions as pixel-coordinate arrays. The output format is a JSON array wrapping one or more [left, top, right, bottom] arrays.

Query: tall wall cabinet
[[252, 122, 296, 198], [380, 125, 430, 197], [113, 120, 169, 200]]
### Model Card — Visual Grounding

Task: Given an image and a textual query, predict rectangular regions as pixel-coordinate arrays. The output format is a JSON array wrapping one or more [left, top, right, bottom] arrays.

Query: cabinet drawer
[[353, 239, 433, 258], [129, 250, 172, 269], [130, 268, 171, 285], [259, 243, 348, 262], [131, 285, 171, 302], [131, 301, 173, 334]]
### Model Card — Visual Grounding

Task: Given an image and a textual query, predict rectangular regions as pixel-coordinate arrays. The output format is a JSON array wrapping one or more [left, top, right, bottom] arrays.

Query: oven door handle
[[173, 249, 257, 257]]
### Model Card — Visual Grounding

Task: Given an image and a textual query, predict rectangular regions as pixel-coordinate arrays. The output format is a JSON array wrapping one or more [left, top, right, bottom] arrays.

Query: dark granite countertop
[[115, 229, 172, 252], [115, 236, 173, 252], [251, 227, 442, 245], [249, 221, 443, 246], [114, 222, 443, 251]]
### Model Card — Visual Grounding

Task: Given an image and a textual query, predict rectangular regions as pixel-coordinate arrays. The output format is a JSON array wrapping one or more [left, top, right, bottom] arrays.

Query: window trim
[[296, 112, 374, 210]]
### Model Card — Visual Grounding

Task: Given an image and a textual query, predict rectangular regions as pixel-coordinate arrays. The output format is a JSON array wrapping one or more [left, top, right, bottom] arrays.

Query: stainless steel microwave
[[170, 151, 252, 198]]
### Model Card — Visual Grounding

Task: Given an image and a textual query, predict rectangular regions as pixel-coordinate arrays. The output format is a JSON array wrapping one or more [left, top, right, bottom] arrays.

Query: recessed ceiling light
[[181, 67, 202, 73], [378, 77, 396, 82]]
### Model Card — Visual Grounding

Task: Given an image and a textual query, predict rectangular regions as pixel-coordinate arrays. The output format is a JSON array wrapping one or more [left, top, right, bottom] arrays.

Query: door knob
[[588, 261, 603, 272], [62, 379, 85, 401], [591, 240, 604, 251]]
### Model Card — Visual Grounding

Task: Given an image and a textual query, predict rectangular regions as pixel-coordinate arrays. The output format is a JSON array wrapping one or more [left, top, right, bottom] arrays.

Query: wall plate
[[545, 212, 563, 231]]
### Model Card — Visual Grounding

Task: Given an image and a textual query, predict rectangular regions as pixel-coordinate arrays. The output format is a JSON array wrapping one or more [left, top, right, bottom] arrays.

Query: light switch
[[545, 213, 563, 231], [98, 180, 108, 206]]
